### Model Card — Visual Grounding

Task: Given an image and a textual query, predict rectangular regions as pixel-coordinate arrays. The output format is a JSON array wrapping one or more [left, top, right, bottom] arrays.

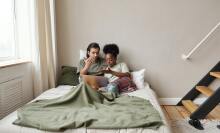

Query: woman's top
[[104, 62, 129, 82]]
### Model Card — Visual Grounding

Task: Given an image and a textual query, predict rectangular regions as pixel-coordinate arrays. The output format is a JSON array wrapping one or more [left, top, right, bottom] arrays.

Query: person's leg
[[111, 77, 137, 93], [105, 83, 119, 97]]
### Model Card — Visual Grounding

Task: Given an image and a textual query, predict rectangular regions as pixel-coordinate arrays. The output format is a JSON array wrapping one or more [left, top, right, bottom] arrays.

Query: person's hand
[[84, 57, 95, 68], [101, 67, 112, 74]]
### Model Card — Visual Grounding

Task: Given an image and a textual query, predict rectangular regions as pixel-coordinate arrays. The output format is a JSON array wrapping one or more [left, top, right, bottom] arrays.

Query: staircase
[[177, 61, 220, 130]]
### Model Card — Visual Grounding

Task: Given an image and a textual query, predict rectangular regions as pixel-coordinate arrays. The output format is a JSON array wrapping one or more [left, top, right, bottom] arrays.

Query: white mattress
[[0, 83, 171, 133]]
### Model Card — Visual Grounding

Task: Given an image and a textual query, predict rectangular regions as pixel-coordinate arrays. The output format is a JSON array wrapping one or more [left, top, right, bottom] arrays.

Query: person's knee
[[106, 84, 118, 94]]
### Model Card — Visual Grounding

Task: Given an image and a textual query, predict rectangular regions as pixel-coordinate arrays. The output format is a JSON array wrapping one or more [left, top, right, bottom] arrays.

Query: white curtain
[[16, 0, 57, 97], [29, 0, 57, 97]]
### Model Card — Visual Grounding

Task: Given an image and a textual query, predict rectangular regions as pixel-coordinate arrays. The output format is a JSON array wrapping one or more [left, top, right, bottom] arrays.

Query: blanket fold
[[13, 82, 163, 131]]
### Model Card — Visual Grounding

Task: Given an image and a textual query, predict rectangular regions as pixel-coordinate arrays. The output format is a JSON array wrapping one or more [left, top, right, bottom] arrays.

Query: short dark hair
[[103, 44, 119, 58], [86, 42, 100, 58]]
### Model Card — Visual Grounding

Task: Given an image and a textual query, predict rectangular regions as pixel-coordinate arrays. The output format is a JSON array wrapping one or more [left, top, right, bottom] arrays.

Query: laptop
[[81, 75, 109, 90]]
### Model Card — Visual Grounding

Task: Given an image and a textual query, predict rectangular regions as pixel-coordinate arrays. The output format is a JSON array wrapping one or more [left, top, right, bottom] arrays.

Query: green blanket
[[13, 82, 163, 131]]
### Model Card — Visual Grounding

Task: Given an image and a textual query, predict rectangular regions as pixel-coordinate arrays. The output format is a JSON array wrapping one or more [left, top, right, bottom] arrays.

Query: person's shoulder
[[113, 62, 127, 69], [118, 62, 127, 66], [118, 62, 129, 72]]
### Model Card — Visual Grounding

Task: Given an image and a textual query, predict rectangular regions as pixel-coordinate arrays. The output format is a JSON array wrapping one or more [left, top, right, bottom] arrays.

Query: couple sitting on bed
[[78, 42, 137, 95]]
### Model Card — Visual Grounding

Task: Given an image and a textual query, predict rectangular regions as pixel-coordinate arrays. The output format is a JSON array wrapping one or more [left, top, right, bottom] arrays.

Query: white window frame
[[0, 0, 18, 61]]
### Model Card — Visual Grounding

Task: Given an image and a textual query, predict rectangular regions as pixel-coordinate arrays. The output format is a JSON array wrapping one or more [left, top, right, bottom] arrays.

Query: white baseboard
[[159, 98, 207, 105]]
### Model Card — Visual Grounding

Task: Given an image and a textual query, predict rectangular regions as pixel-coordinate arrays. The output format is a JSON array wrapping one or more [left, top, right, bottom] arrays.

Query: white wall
[[55, 0, 220, 98]]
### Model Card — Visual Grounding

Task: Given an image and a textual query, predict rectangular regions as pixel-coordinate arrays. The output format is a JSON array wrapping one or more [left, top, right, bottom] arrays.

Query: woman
[[78, 42, 107, 75], [102, 44, 137, 95]]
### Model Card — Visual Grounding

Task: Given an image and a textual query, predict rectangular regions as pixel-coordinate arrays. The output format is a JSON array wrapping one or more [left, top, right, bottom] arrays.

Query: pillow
[[80, 49, 87, 60], [131, 69, 145, 89], [58, 66, 79, 86]]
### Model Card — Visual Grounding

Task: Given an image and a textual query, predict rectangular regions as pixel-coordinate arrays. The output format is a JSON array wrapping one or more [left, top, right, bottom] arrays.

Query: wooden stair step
[[182, 100, 198, 113], [210, 72, 220, 78], [196, 86, 214, 97]]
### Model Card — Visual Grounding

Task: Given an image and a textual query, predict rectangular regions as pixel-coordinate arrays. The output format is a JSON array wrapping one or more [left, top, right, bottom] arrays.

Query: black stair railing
[[177, 61, 220, 106]]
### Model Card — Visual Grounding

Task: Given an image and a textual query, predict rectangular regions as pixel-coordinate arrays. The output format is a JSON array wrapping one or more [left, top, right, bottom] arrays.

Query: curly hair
[[103, 44, 119, 58]]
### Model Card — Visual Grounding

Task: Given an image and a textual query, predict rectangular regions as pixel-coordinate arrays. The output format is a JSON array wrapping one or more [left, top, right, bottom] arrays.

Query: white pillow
[[131, 69, 145, 89], [80, 50, 87, 60]]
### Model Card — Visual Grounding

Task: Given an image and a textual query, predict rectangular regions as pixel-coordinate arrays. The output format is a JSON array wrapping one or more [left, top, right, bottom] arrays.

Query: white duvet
[[0, 83, 171, 133]]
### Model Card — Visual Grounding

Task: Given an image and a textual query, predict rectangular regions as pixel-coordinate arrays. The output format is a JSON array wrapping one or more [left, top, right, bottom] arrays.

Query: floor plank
[[163, 106, 183, 120], [162, 105, 220, 120], [175, 106, 190, 118], [161, 106, 171, 120], [209, 106, 220, 120], [213, 105, 220, 112]]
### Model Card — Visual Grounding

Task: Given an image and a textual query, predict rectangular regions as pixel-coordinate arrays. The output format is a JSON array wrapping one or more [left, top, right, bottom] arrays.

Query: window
[[0, 0, 16, 61]]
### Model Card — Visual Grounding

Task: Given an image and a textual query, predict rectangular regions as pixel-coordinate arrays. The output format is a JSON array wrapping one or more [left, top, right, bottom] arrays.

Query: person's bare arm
[[102, 67, 130, 78], [111, 71, 130, 78], [80, 65, 89, 75], [80, 57, 95, 75]]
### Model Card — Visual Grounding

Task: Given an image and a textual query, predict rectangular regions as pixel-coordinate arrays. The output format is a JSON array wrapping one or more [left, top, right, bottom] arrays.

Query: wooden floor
[[161, 105, 220, 120]]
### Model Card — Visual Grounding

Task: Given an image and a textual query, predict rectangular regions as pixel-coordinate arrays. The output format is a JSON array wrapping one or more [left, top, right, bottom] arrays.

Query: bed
[[0, 83, 171, 133]]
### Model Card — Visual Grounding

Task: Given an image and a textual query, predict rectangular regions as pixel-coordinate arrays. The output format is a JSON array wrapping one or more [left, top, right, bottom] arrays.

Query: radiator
[[0, 76, 23, 119]]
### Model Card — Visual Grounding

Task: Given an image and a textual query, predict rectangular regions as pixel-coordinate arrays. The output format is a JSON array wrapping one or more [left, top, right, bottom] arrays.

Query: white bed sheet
[[0, 83, 171, 133]]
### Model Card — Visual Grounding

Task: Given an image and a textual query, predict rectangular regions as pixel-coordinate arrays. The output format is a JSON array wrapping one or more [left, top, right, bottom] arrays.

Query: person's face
[[88, 48, 99, 60], [105, 53, 116, 67]]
